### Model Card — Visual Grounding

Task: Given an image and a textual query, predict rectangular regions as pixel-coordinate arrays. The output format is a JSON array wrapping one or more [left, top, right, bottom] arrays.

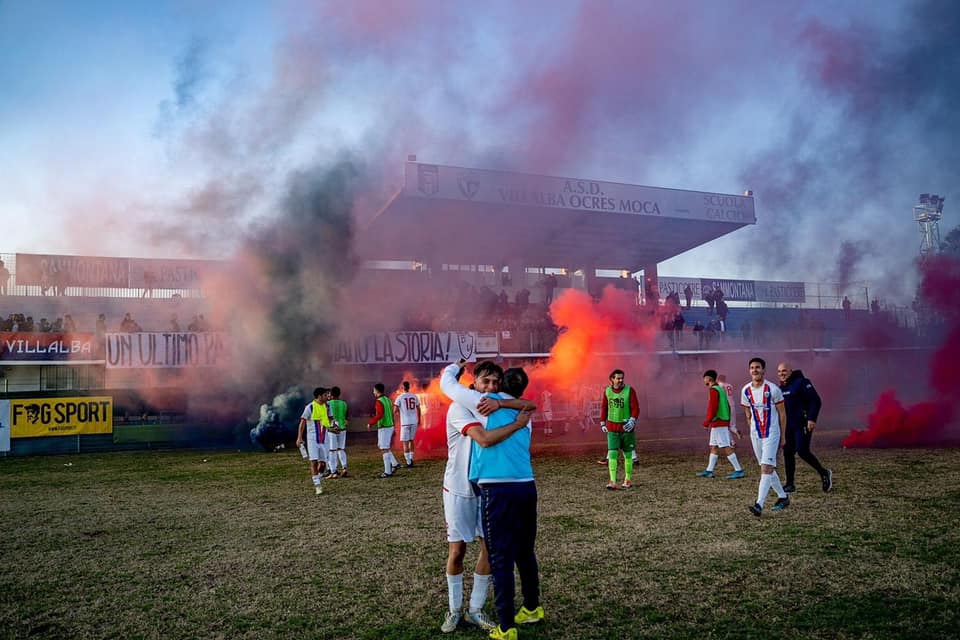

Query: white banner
[[656, 277, 701, 299], [404, 162, 755, 223], [128, 258, 220, 289], [0, 400, 9, 452], [104, 332, 230, 369], [332, 331, 478, 365]]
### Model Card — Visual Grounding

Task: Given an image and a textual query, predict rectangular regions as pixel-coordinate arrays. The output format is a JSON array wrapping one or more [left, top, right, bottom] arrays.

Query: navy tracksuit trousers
[[479, 481, 541, 631]]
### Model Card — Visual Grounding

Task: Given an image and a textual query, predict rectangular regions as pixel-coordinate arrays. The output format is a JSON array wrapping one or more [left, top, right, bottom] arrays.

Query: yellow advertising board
[[9, 397, 113, 438]]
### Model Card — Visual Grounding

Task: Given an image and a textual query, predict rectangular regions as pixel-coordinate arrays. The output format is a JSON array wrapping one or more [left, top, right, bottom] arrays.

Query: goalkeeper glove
[[624, 417, 636, 432], [600, 421, 608, 433]]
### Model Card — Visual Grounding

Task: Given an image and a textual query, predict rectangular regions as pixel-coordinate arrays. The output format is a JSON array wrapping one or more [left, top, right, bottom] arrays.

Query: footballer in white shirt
[[741, 357, 790, 516], [394, 381, 421, 467]]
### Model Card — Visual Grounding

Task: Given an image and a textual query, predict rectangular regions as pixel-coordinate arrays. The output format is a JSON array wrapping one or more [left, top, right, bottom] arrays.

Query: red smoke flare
[[845, 255, 960, 447], [843, 390, 953, 448]]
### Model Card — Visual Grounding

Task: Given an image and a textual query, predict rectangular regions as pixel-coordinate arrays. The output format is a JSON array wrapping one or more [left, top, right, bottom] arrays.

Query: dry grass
[[1, 445, 959, 639]]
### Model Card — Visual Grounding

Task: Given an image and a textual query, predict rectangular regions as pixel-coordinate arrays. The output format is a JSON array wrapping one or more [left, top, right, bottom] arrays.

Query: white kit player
[[540, 388, 554, 436], [741, 358, 790, 516], [395, 381, 421, 468], [439, 360, 535, 633], [296, 387, 330, 495]]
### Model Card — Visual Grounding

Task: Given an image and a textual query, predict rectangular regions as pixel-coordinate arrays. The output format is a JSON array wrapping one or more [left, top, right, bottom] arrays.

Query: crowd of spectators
[[0, 310, 214, 334], [1, 313, 78, 333]]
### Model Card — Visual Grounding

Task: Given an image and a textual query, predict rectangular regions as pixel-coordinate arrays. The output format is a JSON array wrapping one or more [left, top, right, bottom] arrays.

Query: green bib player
[[600, 369, 640, 489]]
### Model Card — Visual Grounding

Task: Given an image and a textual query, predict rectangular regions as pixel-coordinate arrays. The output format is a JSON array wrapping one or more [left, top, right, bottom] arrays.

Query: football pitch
[[2, 445, 959, 639]]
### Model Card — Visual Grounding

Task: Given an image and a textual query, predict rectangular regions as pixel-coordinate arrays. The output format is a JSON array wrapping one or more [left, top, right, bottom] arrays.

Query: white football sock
[[382, 452, 391, 474], [757, 473, 773, 507], [447, 573, 463, 612], [728, 453, 742, 471], [469, 573, 491, 611], [770, 472, 787, 498], [707, 453, 719, 471], [312, 474, 320, 486], [338, 450, 347, 468]]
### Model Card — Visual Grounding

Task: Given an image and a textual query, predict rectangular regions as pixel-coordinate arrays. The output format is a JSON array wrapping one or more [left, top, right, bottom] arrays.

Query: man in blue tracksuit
[[777, 362, 833, 493], [441, 362, 543, 640]]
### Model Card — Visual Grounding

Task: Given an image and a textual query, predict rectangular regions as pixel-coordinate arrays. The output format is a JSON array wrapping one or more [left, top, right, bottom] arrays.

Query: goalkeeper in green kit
[[600, 369, 640, 490]]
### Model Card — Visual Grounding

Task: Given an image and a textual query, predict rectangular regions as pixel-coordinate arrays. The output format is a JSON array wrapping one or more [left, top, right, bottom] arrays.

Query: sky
[[2, 0, 958, 303]]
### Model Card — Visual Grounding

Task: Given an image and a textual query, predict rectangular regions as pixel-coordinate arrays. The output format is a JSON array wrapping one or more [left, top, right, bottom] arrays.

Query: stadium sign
[[404, 162, 756, 223], [128, 258, 220, 289], [104, 332, 230, 368], [0, 332, 100, 363], [332, 331, 478, 365], [16, 253, 129, 288], [656, 277, 806, 304], [9, 396, 113, 438]]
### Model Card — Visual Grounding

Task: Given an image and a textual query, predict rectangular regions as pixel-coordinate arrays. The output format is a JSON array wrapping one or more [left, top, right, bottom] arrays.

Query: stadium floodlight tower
[[914, 193, 945, 264]]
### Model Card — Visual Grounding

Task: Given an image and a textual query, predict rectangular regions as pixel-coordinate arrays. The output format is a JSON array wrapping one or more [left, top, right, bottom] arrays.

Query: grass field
[[2, 444, 959, 639]]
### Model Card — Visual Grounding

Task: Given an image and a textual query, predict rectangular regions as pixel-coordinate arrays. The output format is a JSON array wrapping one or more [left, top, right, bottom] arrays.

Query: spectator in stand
[[95, 314, 106, 336], [870, 299, 880, 314], [515, 288, 530, 313], [704, 287, 716, 314], [542, 273, 557, 304], [187, 315, 200, 331], [842, 296, 852, 320], [142, 269, 157, 298], [51, 317, 64, 332], [716, 298, 729, 332], [0, 259, 10, 295], [497, 290, 509, 313], [54, 266, 69, 296], [673, 310, 685, 347], [683, 284, 693, 310], [707, 318, 721, 348], [693, 320, 705, 350], [39, 318, 52, 332], [198, 314, 209, 331], [63, 314, 77, 333], [169, 314, 180, 332], [120, 313, 142, 332]]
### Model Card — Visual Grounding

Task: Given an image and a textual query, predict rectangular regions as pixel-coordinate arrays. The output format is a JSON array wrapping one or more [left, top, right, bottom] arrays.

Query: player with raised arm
[[440, 360, 542, 640], [439, 361, 531, 634], [395, 381, 421, 468]]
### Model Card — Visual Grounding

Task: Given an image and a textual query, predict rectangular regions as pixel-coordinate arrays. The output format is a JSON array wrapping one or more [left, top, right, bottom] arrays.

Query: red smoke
[[843, 390, 954, 448], [844, 256, 960, 447]]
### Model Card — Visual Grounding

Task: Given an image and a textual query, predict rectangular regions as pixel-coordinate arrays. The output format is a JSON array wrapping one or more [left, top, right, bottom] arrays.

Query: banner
[[104, 332, 230, 368], [128, 258, 219, 290], [0, 332, 100, 363], [700, 278, 757, 302], [332, 331, 478, 365], [404, 162, 756, 223], [656, 277, 701, 300], [9, 396, 113, 438], [15, 253, 129, 288], [476, 332, 500, 354], [754, 280, 806, 303], [0, 400, 9, 452]]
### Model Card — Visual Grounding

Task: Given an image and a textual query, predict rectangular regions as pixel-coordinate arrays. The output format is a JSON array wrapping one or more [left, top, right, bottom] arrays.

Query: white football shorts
[[443, 490, 483, 543]]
